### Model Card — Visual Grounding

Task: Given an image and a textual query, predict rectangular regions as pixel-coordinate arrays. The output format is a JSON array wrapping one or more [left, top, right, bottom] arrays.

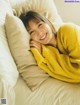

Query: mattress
[[14, 76, 80, 105]]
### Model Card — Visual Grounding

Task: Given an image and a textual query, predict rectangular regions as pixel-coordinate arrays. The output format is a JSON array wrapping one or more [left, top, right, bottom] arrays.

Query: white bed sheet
[[14, 76, 80, 105]]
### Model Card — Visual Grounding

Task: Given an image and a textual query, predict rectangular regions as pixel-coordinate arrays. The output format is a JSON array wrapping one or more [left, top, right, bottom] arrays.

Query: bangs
[[26, 16, 42, 31]]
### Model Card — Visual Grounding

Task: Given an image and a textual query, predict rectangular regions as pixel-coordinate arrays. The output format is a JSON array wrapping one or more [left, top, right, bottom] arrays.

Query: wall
[[54, 0, 80, 25]]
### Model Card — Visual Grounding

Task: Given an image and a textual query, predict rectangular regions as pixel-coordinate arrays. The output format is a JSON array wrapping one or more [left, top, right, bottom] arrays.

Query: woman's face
[[27, 20, 55, 45]]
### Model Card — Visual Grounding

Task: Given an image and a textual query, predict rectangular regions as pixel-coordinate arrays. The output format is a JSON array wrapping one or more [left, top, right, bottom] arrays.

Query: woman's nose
[[38, 30, 43, 36]]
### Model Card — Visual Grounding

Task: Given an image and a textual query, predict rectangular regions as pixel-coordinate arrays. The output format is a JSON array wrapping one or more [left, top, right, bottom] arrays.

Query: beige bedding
[[0, 0, 80, 105], [15, 76, 80, 105]]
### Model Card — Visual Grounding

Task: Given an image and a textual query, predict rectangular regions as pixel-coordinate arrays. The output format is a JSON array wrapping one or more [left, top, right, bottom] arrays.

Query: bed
[[0, 0, 80, 105]]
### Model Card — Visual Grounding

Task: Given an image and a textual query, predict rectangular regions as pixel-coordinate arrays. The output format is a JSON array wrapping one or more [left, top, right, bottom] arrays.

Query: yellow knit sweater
[[31, 23, 80, 83]]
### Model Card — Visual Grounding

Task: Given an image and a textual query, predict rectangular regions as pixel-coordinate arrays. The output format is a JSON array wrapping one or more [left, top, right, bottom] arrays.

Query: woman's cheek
[[35, 37, 39, 42], [32, 35, 38, 41], [31, 35, 36, 40]]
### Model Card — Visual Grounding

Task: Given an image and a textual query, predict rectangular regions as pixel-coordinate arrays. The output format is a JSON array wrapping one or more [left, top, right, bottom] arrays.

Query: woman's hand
[[30, 40, 42, 54]]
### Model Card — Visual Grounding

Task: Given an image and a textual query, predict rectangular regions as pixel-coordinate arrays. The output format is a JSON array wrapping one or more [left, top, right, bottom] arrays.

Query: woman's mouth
[[40, 34, 47, 40]]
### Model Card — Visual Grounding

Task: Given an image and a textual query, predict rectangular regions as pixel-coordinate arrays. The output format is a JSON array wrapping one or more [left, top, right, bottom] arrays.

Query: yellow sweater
[[31, 23, 80, 83]]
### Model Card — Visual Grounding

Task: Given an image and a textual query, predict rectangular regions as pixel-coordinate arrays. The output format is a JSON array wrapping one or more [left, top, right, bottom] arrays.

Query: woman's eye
[[38, 23, 42, 27], [30, 31, 34, 35]]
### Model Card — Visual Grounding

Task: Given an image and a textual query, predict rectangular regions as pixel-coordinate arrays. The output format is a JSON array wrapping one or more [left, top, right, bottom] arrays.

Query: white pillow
[[9, 0, 63, 30], [0, 0, 18, 87], [0, 0, 19, 105]]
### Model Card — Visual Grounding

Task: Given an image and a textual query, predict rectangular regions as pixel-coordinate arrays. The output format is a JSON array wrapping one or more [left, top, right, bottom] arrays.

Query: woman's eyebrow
[[27, 27, 31, 32], [28, 29, 33, 33]]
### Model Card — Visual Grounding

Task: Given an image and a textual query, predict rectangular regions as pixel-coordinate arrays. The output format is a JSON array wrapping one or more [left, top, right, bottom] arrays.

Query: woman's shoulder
[[56, 23, 80, 53], [58, 22, 77, 32], [57, 22, 80, 38]]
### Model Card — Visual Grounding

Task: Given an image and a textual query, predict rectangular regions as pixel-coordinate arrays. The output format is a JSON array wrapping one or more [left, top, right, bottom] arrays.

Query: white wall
[[54, 0, 80, 25]]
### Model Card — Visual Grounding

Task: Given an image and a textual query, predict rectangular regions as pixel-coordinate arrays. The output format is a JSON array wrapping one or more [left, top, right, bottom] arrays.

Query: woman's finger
[[30, 40, 42, 53], [30, 41, 41, 47], [30, 40, 41, 45], [30, 43, 40, 49]]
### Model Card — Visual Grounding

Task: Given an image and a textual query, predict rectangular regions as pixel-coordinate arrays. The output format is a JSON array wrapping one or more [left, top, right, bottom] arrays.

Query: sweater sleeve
[[31, 45, 80, 83], [57, 23, 80, 59], [30, 47, 46, 65], [42, 45, 80, 82], [30, 47, 55, 75]]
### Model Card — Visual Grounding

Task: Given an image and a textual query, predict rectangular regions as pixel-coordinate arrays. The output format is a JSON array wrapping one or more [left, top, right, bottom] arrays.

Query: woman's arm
[[57, 23, 80, 59], [31, 45, 80, 83]]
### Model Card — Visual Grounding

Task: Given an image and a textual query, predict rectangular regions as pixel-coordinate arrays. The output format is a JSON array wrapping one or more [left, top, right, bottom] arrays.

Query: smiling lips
[[40, 34, 47, 41]]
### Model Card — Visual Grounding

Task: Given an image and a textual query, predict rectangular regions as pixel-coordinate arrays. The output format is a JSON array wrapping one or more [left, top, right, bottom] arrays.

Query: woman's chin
[[42, 40, 50, 45], [42, 39, 50, 44]]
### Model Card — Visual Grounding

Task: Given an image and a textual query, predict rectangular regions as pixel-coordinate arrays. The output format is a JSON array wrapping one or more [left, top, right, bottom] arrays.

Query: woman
[[20, 11, 80, 83]]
